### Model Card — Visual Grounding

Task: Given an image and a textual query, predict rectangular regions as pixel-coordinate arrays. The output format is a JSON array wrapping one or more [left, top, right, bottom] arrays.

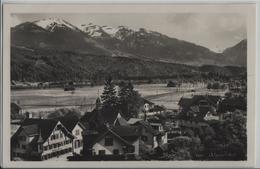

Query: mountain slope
[[11, 46, 245, 82], [11, 46, 199, 82], [11, 19, 247, 82], [33, 18, 82, 32], [11, 19, 111, 55], [81, 25, 227, 65], [12, 19, 245, 66], [222, 39, 247, 66]]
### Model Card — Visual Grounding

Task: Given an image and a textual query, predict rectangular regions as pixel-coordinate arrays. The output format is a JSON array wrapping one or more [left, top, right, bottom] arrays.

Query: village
[[10, 76, 247, 161]]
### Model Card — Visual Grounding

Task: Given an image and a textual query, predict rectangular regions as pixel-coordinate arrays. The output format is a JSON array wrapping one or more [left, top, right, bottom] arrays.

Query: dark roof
[[11, 102, 22, 115], [149, 105, 165, 112], [93, 128, 133, 147], [192, 95, 221, 107], [111, 125, 142, 137], [53, 115, 85, 132], [142, 98, 155, 105], [21, 124, 39, 136], [147, 118, 162, 124], [20, 118, 58, 142], [80, 110, 106, 131], [179, 95, 221, 110], [178, 97, 193, 108], [129, 119, 159, 135], [113, 113, 128, 126], [13, 118, 74, 143], [80, 109, 120, 130], [101, 109, 119, 124]]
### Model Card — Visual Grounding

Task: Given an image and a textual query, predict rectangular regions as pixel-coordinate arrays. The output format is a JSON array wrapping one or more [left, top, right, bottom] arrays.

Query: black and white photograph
[[2, 3, 256, 168]]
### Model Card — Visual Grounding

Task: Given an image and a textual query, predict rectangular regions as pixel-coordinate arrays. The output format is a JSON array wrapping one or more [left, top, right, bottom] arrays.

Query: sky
[[11, 13, 246, 52]]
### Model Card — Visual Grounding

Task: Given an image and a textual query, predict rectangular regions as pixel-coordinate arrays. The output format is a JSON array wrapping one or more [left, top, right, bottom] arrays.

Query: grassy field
[[11, 83, 224, 114]]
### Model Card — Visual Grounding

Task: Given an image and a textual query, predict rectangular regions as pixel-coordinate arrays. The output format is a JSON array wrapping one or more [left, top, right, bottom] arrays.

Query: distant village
[[10, 77, 247, 161]]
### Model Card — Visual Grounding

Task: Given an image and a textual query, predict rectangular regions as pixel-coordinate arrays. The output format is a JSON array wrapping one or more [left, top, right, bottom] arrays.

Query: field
[[11, 83, 226, 117]]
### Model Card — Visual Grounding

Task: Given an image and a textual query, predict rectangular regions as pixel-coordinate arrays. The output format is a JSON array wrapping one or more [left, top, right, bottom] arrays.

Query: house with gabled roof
[[127, 118, 159, 149], [91, 125, 142, 156], [11, 118, 75, 161], [53, 115, 85, 155], [178, 95, 222, 121]]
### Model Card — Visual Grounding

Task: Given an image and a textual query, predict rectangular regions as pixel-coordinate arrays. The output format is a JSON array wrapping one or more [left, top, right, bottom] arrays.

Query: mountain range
[[11, 18, 247, 82]]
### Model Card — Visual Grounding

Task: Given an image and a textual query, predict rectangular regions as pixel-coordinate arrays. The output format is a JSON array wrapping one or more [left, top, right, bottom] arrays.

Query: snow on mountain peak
[[80, 23, 119, 37], [33, 18, 80, 32], [101, 26, 119, 36]]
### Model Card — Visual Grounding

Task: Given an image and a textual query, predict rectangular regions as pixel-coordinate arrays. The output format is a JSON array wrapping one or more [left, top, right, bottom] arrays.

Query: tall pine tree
[[101, 76, 118, 111], [118, 81, 142, 119]]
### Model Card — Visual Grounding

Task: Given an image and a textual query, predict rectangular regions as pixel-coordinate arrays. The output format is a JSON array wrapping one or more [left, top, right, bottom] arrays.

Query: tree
[[118, 81, 143, 119], [100, 76, 118, 111]]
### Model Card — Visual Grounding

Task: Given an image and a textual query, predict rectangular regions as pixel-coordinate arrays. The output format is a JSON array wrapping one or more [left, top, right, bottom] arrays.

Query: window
[[74, 141, 78, 148], [38, 145, 43, 151], [98, 150, 105, 155], [56, 124, 62, 130], [21, 144, 26, 149], [49, 145, 52, 149], [75, 130, 80, 136], [104, 137, 113, 146], [113, 149, 119, 155], [43, 146, 48, 151], [141, 136, 148, 142], [60, 133, 63, 138], [79, 140, 83, 147]]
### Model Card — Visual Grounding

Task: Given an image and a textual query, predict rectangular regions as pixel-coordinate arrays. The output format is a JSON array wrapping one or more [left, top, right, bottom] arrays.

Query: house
[[178, 95, 221, 121], [142, 99, 155, 112], [147, 118, 168, 147], [138, 98, 165, 119], [127, 118, 159, 149], [178, 95, 221, 111], [81, 114, 159, 159], [91, 126, 142, 156], [11, 118, 75, 161], [204, 111, 220, 121], [11, 103, 25, 120], [54, 116, 85, 154]]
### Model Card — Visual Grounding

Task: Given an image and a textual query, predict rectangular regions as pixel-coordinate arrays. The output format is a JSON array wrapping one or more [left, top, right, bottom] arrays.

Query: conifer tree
[[101, 76, 118, 111], [118, 81, 142, 118]]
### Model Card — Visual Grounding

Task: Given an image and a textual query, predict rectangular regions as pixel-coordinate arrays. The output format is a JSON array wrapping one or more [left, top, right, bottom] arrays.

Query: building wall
[[150, 122, 167, 147], [132, 139, 139, 156], [72, 124, 83, 154], [92, 134, 125, 155], [142, 127, 155, 149], [41, 121, 73, 160], [12, 130, 29, 157]]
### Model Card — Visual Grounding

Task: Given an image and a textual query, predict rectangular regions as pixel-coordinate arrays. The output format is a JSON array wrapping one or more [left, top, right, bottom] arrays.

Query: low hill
[[11, 46, 245, 82], [222, 39, 247, 66]]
